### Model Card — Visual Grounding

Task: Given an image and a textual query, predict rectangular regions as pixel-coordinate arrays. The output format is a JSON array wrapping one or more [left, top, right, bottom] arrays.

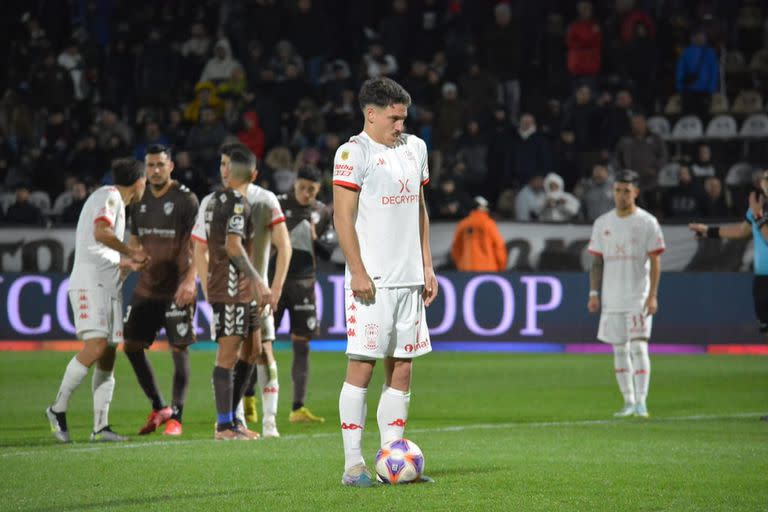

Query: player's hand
[[422, 266, 439, 307], [119, 256, 144, 273], [750, 191, 764, 220], [270, 284, 283, 313], [254, 279, 272, 310], [129, 247, 150, 268], [688, 223, 708, 238], [587, 296, 600, 313], [174, 279, 197, 308], [350, 272, 375, 304], [644, 295, 658, 316]]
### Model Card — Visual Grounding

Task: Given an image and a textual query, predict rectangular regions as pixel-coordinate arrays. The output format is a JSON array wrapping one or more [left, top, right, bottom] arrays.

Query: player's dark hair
[[146, 143, 171, 160], [228, 149, 256, 182], [616, 169, 640, 186], [112, 158, 145, 186], [297, 166, 322, 183], [219, 142, 248, 157], [358, 77, 411, 111]]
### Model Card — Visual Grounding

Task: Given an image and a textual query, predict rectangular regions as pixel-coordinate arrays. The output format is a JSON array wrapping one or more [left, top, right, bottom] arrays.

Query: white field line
[[4, 412, 762, 459]]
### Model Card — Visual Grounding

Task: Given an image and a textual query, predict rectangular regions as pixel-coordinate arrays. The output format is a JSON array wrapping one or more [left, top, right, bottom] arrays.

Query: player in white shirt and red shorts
[[333, 77, 438, 486], [587, 170, 665, 418], [45, 159, 149, 443]]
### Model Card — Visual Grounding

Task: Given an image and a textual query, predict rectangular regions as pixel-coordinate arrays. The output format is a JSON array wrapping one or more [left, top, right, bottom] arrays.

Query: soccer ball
[[374, 438, 425, 484]]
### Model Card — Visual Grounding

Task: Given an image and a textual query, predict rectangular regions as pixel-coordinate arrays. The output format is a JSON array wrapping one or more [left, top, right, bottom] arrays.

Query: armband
[[706, 226, 720, 239], [588, 290, 599, 297]]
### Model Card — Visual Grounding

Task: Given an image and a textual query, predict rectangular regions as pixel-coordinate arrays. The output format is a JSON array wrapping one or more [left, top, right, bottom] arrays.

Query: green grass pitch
[[1, 350, 766, 511]]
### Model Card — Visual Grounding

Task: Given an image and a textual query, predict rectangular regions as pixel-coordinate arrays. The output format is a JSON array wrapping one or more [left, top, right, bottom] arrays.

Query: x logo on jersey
[[377, 157, 386, 166], [398, 179, 411, 193]]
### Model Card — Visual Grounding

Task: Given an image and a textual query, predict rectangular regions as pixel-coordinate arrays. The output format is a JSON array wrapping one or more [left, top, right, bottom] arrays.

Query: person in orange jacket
[[450, 196, 508, 272]]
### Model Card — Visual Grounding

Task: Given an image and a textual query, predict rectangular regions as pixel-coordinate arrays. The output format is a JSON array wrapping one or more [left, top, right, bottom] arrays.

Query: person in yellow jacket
[[450, 197, 508, 272]]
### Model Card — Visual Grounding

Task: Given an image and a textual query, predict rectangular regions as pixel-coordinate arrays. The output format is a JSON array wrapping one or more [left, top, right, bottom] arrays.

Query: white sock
[[259, 363, 279, 421], [235, 399, 246, 425], [92, 368, 115, 432], [339, 381, 367, 471], [52, 357, 89, 412], [377, 386, 410, 446], [612, 343, 635, 405], [630, 340, 651, 405]]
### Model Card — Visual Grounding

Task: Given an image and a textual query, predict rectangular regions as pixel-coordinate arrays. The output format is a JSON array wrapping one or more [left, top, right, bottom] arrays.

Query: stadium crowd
[[0, 0, 767, 227]]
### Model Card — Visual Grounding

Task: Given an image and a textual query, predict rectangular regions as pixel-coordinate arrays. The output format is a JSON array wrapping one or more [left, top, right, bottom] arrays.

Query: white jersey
[[191, 183, 285, 277], [68, 186, 126, 295], [333, 132, 429, 288], [588, 208, 665, 313]]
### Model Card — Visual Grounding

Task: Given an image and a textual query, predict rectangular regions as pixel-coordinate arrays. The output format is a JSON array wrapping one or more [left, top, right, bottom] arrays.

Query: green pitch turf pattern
[[0, 351, 766, 511]]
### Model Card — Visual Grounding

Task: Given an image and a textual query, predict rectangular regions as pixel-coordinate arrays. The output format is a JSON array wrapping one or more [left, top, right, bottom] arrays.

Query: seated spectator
[[429, 175, 471, 220], [514, 174, 546, 221], [174, 150, 209, 199], [94, 105, 133, 150], [269, 40, 305, 81], [200, 39, 242, 84], [434, 82, 469, 151], [67, 135, 107, 186], [60, 181, 88, 224], [134, 120, 169, 161], [540, 172, 580, 222], [264, 146, 295, 194], [184, 81, 223, 123], [700, 176, 730, 218], [237, 111, 265, 159], [455, 119, 489, 199], [362, 40, 398, 79], [5, 187, 44, 225], [576, 161, 614, 222], [51, 176, 79, 217], [691, 144, 716, 179], [451, 196, 508, 272], [510, 114, 553, 188], [186, 107, 228, 174], [663, 165, 703, 219], [598, 89, 633, 152]]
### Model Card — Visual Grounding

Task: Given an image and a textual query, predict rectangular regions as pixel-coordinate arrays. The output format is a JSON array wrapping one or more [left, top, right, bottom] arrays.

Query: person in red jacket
[[237, 110, 265, 160], [451, 197, 508, 272], [566, 1, 602, 77]]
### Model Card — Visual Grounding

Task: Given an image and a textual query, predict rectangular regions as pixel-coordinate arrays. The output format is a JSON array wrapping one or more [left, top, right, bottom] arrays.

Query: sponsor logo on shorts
[[364, 323, 379, 350], [404, 339, 430, 353]]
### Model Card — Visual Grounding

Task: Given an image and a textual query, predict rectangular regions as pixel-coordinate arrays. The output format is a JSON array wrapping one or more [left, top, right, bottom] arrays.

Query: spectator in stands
[[615, 113, 668, 192], [455, 119, 489, 199], [566, 1, 602, 81], [134, 120, 169, 161], [483, 3, 522, 122], [676, 28, 719, 118], [487, 105, 515, 205], [238, 111, 265, 160], [186, 107, 228, 174], [430, 174, 471, 221], [515, 174, 546, 221], [5, 187, 44, 225], [599, 89, 633, 152], [94, 106, 133, 150], [174, 150, 209, 200], [180, 22, 212, 83], [459, 60, 498, 121], [57, 40, 86, 101], [362, 39, 398, 79], [51, 176, 78, 218], [184, 81, 223, 123], [67, 135, 107, 186], [562, 84, 601, 176], [540, 172, 580, 222], [663, 164, 703, 219], [577, 161, 615, 222], [700, 176, 730, 218], [29, 51, 74, 111], [691, 144, 717, 179], [378, 0, 414, 68], [264, 146, 295, 194], [136, 29, 178, 108], [510, 114, 553, 188], [620, 21, 657, 113], [269, 40, 304, 81], [200, 39, 242, 84], [451, 196, 508, 272], [434, 82, 468, 150], [59, 181, 87, 224]]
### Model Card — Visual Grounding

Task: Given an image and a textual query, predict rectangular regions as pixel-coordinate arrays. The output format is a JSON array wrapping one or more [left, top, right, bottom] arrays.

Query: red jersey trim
[[94, 216, 113, 227], [333, 180, 361, 191], [191, 234, 207, 244], [421, 178, 430, 186], [267, 216, 286, 228], [648, 248, 665, 256], [587, 249, 603, 256]]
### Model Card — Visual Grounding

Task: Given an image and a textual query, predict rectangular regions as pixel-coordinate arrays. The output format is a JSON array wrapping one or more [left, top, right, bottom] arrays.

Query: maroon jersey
[[130, 181, 199, 300], [206, 189, 252, 304]]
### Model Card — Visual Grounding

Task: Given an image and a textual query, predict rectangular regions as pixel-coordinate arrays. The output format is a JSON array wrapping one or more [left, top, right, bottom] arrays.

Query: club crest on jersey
[[307, 316, 317, 330], [140, 204, 147, 213], [176, 323, 189, 337], [163, 202, 174, 215], [219, 193, 228, 202]]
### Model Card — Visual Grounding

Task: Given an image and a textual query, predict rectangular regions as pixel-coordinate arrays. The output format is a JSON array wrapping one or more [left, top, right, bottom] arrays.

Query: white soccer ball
[[374, 438, 425, 484]]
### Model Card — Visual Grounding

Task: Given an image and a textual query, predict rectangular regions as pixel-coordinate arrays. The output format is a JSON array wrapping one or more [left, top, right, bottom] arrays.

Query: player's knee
[[629, 340, 648, 356], [612, 343, 630, 357], [123, 340, 143, 353]]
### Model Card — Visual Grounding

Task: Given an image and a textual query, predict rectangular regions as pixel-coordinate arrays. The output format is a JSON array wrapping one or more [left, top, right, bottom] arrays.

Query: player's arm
[[174, 237, 197, 307], [333, 184, 374, 301], [268, 221, 292, 311], [226, 233, 268, 305], [95, 220, 148, 266], [688, 221, 752, 240], [645, 252, 661, 315], [587, 254, 603, 313], [193, 240, 209, 300], [419, 188, 438, 306]]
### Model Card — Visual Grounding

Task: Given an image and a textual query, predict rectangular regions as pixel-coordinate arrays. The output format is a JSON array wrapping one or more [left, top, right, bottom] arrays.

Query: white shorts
[[345, 287, 431, 360], [598, 311, 653, 345], [68, 288, 124, 344]]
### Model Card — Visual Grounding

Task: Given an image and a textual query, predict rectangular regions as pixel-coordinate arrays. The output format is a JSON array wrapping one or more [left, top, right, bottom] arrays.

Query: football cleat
[[162, 418, 183, 436], [214, 425, 250, 441], [341, 464, 374, 487], [289, 406, 325, 424], [262, 419, 280, 438], [90, 426, 129, 442], [234, 418, 260, 440], [138, 406, 173, 435], [244, 396, 258, 424], [634, 403, 650, 418], [613, 404, 636, 417], [45, 407, 70, 443]]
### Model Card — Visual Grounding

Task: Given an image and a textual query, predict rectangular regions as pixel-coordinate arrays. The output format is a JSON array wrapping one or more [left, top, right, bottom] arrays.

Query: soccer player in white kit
[[587, 170, 665, 418], [334, 77, 438, 486], [45, 158, 149, 442]]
